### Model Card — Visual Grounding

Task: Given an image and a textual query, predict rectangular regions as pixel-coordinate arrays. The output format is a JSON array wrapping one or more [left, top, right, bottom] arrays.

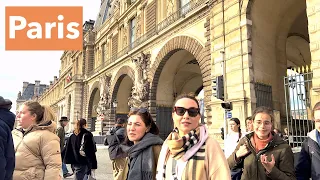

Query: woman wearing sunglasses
[[120, 107, 163, 180], [156, 93, 231, 180]]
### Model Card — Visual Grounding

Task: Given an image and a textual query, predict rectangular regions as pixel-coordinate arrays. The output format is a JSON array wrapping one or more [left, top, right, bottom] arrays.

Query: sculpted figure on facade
[[123, 26, 128, 47], [136, 14, 142, 38], [17, 91, 22, 99], [97, 74, 112, 117], [167, 0, 175, 16], [128, 52, 151, 108]]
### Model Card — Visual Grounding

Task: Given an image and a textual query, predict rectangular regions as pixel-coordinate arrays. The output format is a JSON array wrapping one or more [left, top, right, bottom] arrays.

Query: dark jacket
[[295, 129, 320, 180], [107, 126, 126, 160], [228, 132, 296, 180], [63, 128, 97, 170], [56, 126, 65, 151], [0, 108, 15, 180]]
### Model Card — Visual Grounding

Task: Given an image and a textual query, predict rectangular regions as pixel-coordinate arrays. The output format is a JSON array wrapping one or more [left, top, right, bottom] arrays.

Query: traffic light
[[212, 75, 224, 100], [220, 127, 224, 140], [221, 101, 233, 111]]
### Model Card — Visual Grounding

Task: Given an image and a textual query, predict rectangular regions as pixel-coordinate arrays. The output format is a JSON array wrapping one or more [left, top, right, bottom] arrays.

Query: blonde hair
[[23, 101, 55, 124]]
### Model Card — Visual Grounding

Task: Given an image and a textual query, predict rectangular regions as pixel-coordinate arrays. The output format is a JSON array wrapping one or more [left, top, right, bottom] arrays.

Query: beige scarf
[[159, 127, 206, 180]]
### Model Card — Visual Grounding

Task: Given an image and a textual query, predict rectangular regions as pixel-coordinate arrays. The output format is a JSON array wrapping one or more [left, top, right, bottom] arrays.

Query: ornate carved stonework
[[136, 14, 142, 38], [123, 26, 128, 46], [167, 0, 175, 16], [96, 74, 112, 120], [128, 52, 151, 108]]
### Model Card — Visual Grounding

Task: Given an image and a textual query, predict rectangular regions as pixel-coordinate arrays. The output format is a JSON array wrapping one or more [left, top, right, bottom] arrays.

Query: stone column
[[210, 0, 254, 142], [307, 0, 320, 106]]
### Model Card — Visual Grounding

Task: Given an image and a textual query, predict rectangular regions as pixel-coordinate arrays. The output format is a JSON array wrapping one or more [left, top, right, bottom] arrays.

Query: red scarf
[[253, 133, 273, 152]]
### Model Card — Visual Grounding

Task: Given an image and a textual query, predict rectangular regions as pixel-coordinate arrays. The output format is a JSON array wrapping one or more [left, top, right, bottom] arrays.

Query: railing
[[88, 0, 207, 77], [284, 67, 313, 149]]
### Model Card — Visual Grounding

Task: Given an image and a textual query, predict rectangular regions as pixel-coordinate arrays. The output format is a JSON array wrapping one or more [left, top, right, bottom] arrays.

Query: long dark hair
[[124, 108, 159, 145], [229, 118, 242, 141], [74, 118, 87, 135], [127, 110, 159, 135]]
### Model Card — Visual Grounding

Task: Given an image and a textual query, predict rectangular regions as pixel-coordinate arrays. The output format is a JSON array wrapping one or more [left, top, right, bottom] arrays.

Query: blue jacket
[[0, 108, 15, 180], [295, 129, 320, 180]]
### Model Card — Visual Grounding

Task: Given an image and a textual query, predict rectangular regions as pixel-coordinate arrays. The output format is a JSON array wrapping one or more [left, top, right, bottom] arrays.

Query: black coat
[[296, 129, 320, 180], [0, 108, 15, 180], [63, 128, 97, 170], [106, 126, 126, 160]]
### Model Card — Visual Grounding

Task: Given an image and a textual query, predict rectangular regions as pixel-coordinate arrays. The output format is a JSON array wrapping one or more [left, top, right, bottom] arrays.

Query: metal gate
[[156, 106, 173, 140], [284, 67, 313, 149]]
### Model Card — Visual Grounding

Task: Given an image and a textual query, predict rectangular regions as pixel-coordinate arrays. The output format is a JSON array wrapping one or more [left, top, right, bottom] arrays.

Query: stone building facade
[[34, 0, 319, 141]]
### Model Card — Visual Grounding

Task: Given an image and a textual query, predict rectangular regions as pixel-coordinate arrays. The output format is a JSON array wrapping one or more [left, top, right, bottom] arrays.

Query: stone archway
[[244, 0, 313, 133], [110, 65, 135, 124], [149, 35, 209, 109], [149, 36, 208, 139], [87, 81, 100, 132]]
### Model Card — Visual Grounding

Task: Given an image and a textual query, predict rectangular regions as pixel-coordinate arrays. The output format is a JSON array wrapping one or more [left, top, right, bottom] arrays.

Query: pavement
[[64, 145, 114, 180]]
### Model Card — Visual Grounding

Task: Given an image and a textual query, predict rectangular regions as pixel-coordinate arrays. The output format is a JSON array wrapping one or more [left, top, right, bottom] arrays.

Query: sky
[[0, 0, 101, 112]]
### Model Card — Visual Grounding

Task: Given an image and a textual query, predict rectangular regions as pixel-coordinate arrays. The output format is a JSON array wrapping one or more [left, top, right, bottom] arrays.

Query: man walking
[[105, 118, 127, 180], [56, 116, 73, 178], [0, 96, 15, 180]]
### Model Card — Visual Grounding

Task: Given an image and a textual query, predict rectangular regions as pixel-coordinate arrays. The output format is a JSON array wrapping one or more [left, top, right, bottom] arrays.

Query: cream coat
[[12, 120, 62, 180]]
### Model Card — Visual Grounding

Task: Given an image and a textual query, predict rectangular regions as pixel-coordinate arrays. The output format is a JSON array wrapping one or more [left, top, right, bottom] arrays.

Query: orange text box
[[5, 6, 83, 50]]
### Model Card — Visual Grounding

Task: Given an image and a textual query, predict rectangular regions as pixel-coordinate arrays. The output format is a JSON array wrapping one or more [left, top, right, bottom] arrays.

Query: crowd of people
[[1, 93, 320, 180]]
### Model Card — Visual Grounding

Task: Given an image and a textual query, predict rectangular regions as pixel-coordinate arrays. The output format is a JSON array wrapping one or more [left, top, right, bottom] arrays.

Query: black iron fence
[[284, 67, 313, 149]]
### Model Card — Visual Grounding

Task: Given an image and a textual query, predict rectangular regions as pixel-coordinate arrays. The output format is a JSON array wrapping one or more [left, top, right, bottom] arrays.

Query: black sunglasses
[[129, 107, 148, 113], [173, 106, 200, 117]]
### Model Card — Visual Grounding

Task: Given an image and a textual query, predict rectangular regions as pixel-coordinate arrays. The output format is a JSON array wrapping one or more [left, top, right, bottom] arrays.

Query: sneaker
[[63, 172, 73, 178]]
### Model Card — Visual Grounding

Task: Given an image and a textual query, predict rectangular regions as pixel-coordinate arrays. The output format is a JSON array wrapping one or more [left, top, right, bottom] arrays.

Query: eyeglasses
[[173, 106, 200, 117], [129, 107, 148, 113]]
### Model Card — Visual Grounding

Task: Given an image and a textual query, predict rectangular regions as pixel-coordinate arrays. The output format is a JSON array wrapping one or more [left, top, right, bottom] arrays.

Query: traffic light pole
[[220, 50, 227, 146]]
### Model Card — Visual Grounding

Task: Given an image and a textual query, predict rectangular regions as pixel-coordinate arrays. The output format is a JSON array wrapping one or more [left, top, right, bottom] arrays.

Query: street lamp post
[[113, 99, 118, 126]]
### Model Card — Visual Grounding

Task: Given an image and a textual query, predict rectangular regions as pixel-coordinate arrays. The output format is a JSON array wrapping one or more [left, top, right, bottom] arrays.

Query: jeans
[[62, 163, 69, 175], [73, 164, 88, 180]]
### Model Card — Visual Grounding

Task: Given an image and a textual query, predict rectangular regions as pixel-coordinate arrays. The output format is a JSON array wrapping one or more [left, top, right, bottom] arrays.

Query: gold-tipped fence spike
[[293, 67, 297, 73], [302, 66, 305, 73], [298, 67, 301, 73]]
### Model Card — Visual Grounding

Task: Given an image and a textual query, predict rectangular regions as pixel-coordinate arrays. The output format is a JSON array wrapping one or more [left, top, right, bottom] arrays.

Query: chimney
[[54, 76, 58, 83], [23, 82, 29, 92], [35, 80, 40, 86]]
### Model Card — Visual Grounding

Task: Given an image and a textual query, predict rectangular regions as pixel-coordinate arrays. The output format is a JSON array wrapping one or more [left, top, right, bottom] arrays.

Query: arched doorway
[[109, 66, 135, 131], [153, 50, 204, 139], [88, 88, 100, 132], [248, 0, 311, 146], [149, 36, 208, 139]]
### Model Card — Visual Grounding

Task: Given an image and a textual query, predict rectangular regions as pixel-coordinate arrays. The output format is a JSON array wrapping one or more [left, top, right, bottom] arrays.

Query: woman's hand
[[260, 154, 275, 173], [235, 144, 250, 158]]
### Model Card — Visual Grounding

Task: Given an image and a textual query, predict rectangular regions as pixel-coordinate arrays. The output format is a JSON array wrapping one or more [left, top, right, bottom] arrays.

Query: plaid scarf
[[157, 126, 208, 180], [166, 127, 200, 160]]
